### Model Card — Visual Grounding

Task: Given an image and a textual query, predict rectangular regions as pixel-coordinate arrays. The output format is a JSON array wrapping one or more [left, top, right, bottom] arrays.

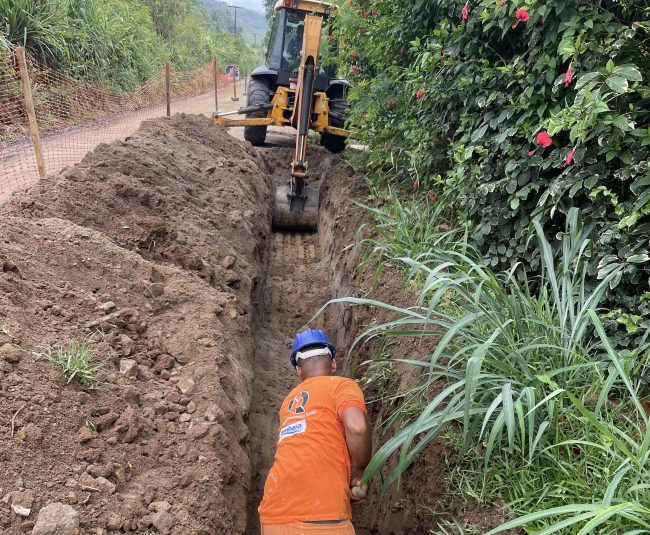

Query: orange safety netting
[[0, 50, 235, 198]]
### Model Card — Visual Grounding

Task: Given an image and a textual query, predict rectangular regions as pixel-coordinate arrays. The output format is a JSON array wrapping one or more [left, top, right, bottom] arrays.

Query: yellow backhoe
[[213, 0, 350, 231]]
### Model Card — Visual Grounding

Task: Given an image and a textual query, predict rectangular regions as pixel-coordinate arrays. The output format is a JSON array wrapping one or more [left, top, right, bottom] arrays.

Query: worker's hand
[[350, 482, 368, 501], [350, 473, 369, 501]]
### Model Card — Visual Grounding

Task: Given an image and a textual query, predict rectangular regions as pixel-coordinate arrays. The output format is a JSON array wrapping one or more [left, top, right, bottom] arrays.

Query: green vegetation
[[33, 337, 106, 390], [0, 0, 264, 91], [263, 0, 276, 22], [333, 0, 649, 346], [354, 189, 472, 285], [325, 0, 650, 532], [331, 208, 650, 532], [201, 0, 268, 47]]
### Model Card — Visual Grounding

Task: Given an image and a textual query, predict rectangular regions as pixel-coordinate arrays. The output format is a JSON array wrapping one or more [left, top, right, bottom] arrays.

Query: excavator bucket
[[272, 184, 320, 232]]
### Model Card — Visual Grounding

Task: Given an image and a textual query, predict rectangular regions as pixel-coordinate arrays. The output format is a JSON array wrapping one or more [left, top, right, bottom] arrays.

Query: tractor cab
[[237, 0, 349, 155], [252, 0, 345, 95]]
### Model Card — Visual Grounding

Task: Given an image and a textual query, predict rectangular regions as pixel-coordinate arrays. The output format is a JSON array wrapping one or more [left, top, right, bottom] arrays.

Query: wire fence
[[0, 49, 235, 197]]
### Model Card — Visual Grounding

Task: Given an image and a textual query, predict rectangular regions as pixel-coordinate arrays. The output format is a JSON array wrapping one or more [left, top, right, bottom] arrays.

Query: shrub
[[332, 0, 650, 347]]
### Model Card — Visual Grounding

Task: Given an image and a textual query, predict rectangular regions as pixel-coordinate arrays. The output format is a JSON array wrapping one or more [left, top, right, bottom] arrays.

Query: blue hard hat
[[290, 329, 336, 367]]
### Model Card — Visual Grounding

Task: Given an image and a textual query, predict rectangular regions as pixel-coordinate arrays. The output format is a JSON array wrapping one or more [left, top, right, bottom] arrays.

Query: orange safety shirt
[[258, 375, 367, 524]]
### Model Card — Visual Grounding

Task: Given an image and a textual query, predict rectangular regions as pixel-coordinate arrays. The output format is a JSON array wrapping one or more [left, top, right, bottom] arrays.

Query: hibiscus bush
[[332, 0, 649, 346]]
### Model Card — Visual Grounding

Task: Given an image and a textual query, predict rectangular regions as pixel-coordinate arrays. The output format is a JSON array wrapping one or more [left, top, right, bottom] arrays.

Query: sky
[[242, 0, 266, 13]]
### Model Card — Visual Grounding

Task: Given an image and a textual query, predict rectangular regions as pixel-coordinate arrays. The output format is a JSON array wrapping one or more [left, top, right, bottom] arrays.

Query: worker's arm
[[341, 407, 372, 496]]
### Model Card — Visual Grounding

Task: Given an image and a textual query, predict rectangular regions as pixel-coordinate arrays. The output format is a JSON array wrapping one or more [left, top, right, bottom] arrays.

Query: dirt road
[[0, 82, 246, 199]]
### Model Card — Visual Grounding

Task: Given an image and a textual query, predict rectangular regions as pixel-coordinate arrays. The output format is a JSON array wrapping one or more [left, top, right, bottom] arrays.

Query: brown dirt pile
[[0, 115, 271, 534]]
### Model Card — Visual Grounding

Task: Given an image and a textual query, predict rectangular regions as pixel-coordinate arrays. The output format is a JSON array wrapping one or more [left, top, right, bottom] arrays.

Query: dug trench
[[0, 115, 507, 534]]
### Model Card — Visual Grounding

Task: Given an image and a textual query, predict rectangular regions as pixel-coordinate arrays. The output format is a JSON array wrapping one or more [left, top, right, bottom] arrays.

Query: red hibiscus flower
[[564, 65, 573, 87], [363, 10, 368, 19], [536, 131, 552, 147], [416, 88, 424, 101], [350, 50, 358, 59], [528, 131, 552, 156], [428, 191, 436, 204], [371, 8, 378, 16], [461, 2, 469, 22], [351, 66, 359, 74], [512, 8, 530, 29], [412, 179, 420, 190], [563, 148, 575, 167]]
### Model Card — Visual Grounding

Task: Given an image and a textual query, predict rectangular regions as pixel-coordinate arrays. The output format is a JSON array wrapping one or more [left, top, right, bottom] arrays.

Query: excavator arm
[[272, 13, 324, 231], [213, 3, 349, 232]]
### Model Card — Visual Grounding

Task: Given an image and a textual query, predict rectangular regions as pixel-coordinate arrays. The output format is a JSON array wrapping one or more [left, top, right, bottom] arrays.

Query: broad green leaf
[[575, 71, 600, 90], [628, 254, 650, 264], [606, 75, 629, 94], [612, 115, 631, 131], [614, 65, 643, 82], [471, 123, 489, 142]]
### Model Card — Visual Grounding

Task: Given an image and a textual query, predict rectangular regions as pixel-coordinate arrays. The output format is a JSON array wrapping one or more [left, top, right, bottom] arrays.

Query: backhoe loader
[[213, 0, 350, 231]]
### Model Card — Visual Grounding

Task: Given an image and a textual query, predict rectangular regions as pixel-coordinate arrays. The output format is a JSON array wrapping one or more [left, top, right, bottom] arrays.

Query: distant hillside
[[200, 0, 269, 47]]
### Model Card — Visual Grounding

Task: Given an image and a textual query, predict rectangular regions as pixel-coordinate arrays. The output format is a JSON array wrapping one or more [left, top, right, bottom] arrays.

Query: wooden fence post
[[231, 66, 239, 102], [15, 47, 46, 179], [213, 58, 219, 113], [165, 62, 171, 117]]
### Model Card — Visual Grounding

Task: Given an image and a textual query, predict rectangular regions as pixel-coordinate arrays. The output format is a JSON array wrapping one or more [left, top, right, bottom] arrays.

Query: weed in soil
[[32, 337, 106, 390]]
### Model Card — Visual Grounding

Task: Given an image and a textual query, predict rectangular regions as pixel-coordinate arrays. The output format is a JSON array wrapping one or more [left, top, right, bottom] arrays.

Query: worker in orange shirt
[[258, 329, 372, 534]]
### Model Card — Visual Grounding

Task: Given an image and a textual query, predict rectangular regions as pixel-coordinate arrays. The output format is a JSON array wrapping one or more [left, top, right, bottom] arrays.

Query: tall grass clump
[[0, 0, 69, 65], [354, 191, 474, 287], [0, 0, 263, 91], [328, 208, 650, 533]]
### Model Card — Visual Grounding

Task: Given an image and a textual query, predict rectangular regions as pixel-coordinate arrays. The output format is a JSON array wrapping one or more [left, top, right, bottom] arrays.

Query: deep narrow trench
[[244, 146, 332, 534], [242, 138, 455, 535]]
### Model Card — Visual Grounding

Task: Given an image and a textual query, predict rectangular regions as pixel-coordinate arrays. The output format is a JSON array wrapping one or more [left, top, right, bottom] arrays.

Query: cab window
[[281, 9, 307, 72], [266, 10, 285, 70]]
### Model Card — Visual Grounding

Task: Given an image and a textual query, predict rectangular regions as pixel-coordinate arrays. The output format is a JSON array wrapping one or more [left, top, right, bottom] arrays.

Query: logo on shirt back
[[279, 419, 306, 442], [288, 391, 309, 415]]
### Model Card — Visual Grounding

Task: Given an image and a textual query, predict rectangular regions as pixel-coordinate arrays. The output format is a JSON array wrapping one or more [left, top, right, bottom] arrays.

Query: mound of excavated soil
[[0, 115, 271, 534]]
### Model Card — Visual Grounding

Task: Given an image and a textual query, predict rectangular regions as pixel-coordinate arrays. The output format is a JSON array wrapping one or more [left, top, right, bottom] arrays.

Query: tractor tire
[[321, 94, 348, 154], [320, 132, 346, 154], [244, 78, 270, 146]]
